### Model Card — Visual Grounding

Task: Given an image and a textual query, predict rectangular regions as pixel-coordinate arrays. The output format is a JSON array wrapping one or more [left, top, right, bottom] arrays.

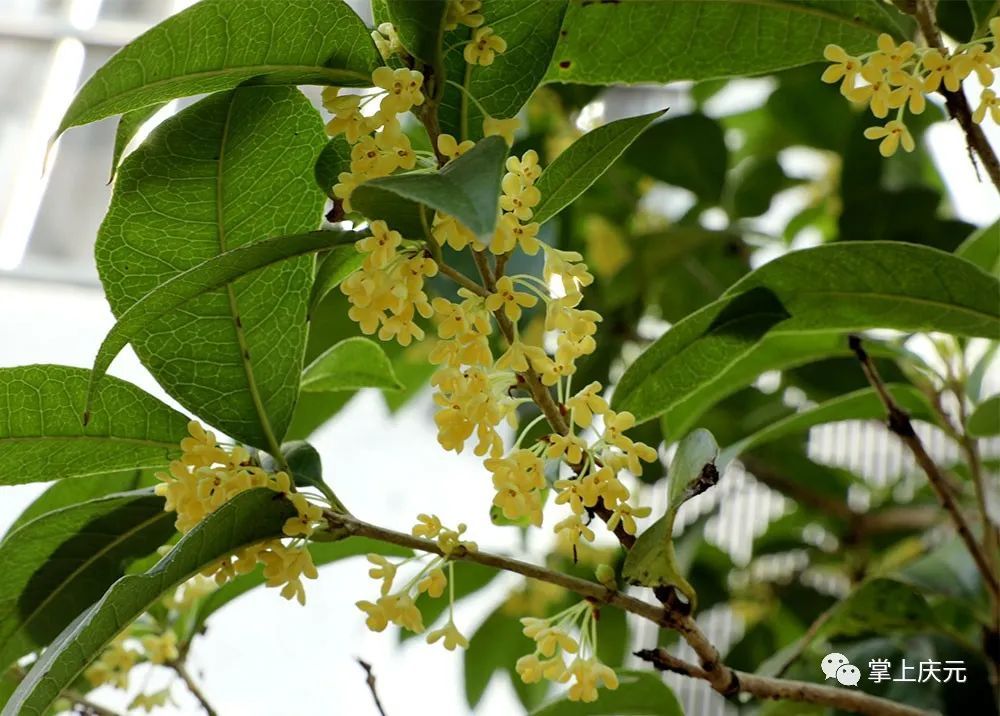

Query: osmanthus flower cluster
[[371, 0, 508, 67], [154, 421, 327, 606], [822, 22, 1000, 156], [356, 515, 477, 651]]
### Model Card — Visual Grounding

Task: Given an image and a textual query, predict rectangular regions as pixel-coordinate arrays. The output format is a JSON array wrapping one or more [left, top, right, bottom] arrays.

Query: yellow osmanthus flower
[[516, 601, 618, 702], [864, 120, 915, 157], [821, 44, 862, 93], [486, 449, 546, 525], [922, 49, 965, 93], [464, 26, 507, 66], [372, 66, 426, 114], [445, 0, 484, 30], [438, 133, 475, 160], [484, 115, 521, 145], [371, 22, 402, 61], [129, 690, 171, 713], [485, 276, 538, 321], [427, 620, 470, 650], [85, 636, 138, 689], [140, 631, 179, 665], [974, 88, 1000, 124]]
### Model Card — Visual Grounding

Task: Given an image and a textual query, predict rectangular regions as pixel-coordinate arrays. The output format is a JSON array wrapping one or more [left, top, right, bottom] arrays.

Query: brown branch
[[849, 335, 999, 599], [910, 0, 1000, 190], [168, 661, 217, 716], [636, 648, 931, 716], [356, 658, 388, 716]]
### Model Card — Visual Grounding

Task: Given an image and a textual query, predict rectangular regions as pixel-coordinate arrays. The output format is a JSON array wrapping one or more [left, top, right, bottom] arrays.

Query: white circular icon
[[836, 663, 861, 686], [821, 652, 850, 680]]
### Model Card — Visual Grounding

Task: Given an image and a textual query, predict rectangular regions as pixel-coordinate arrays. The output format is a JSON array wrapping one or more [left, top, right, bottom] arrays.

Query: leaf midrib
[[67, 64, 371, 129], [3, 507, 173, 656]]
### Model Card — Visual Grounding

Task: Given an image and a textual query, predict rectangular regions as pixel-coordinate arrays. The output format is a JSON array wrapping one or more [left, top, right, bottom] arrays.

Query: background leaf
[[0, 366, 187, 487], [0, 491, 174, 674], [545, 0, 904, 85], [967, 394, 1000, 437], [533, 109, 666, 225], [96, 86, 327, 451], [956, 219, 999, 276], [386, 0, 449, 69], [310, 245, 365, 315], [110, 103, 165, 180], [351, 135, 508, 238], [614, 243, 1000, 425], [301, 337, 403, 392], [3, 488, 296, 716], [57, 0, 378, 134]]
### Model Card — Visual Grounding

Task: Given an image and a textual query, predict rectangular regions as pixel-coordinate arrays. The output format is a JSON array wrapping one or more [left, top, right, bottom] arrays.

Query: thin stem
[[636, 649, 931, 716], [168, 661, 217, 716], [849, 335, 1000, 599], [356, 658, 388, 716], [909, 0, 1000, 190], [437, 261, 489, 297]]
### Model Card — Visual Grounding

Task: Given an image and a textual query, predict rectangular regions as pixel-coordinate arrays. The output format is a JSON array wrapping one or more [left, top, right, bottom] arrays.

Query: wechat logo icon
[[821, 653, 860, 687]]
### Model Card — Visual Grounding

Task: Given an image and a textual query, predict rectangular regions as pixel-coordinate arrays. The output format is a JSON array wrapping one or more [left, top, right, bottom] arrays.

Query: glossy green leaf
[[110, 103, 165, 180], [718, 384, 934, 467], [545, 0, 904, 85], [314, 136, 352, 198], [3, 470, 149, 540], [310, 245, 365, 314], [0, 491, 175, 674], [56, 0, 378, 135], [530, 670, 683, 716], [956, 219, 999, 276], [624, 113, 729, 203], [301, 337, 403, 392], [386, 0, 449, 69], [440, 0, 567, 141], [614, 243, 1000, 426], [90, 230, 348, 420], [968, 394, 1000, 437], [533, 109, 666, 225], [190, 537, 409, 634], [351, 135, 508, 238], [0, 366, 187, 487], [3, 488, 296, 716], [96, 86, 328, 451]]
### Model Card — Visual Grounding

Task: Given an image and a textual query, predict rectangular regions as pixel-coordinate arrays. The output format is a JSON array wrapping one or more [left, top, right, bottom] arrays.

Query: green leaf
[[968, 394, 1000, 437], [310, 245, 365, 315], [440, 0, 567, 141], [90, 230, 349, 421], [728, 155, 794, 218], [4, 470, 149, 540], [624, 113, 729, 203], [3, 488, 295, 716], [530, 670, 683, 716], [545, 0, 904, 85], [464, 606, 532, 709], [190, 537, 409, 634], [0, 365, 188, 487], [96, 86, 328, 451], [386, 0, 449, 69], [533, 109, 666, 225], [56, 0, 378, 136], [110, 103, 165, 180], [351, 135, 508, 238], [300, 337, 403, 392], [314, 136, 352, 198], [956, 219, 999, 276], [0, 491, 175, 674], [614, 243, 1000, 426], [817, 578, 936, 640], [718, 384, 934, 467]]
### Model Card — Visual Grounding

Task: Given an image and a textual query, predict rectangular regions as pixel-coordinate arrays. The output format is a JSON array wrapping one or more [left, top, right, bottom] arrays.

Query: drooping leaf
[[533, 109, 666, 225], [96, 86, 328, 451], [624, 113, 729, 203], [300, 337, 403, 392], [110, 103, 166, 180], [718, 384, 935, 467], [967, 394, 1000, 437], [3, 488, 296, 716], [3, 469, 149, 540], [386, 0, 449, 70], [89, 230, 349, 419], [530, 670, 683, 716], [440, 0, 568, 141], [0, 366, 187, 487], [56, 0, 378, 135], [351, 135, 508, 238], [0, 491, 175, 674], [310, 245, 365, 314], [614, 243, 1000, 426], [545, 0, 904, 85], [190, 537, 409, 634], [956, 219, 999, 276]]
